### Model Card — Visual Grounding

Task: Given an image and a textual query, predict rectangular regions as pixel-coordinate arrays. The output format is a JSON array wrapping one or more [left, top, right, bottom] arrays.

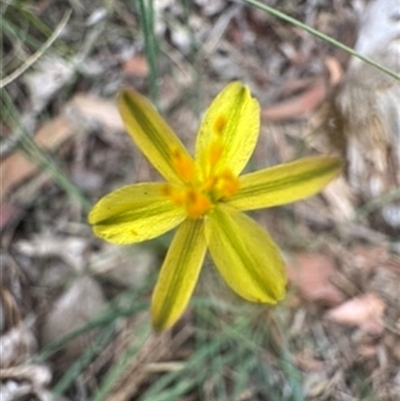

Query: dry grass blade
[[0, 9, 72, 88]]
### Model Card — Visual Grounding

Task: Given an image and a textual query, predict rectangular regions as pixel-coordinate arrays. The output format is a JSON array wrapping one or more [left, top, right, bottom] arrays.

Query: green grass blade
[[36, 287, 148, 362], [51, 324, 116, 400], [242, 0, 400, 81], [1, 90, 90, 210], [136, 0, 159, 105], [89, 319, 152, 401]]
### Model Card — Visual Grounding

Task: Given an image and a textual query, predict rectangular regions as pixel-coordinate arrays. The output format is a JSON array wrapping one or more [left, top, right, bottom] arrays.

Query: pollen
[[161, 184, 186, 205], [221, 171, 239, 197], [171, 147, 195, 183], [185, 189, 213, 218], [215, 170, 239, 198], [163, 142, 239, 219]]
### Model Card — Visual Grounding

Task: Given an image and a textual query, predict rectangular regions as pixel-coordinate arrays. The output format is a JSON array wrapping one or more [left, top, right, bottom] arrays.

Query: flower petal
[[227, 156, 342, 211], [118, 88, 194, 183], [205, 205, 286, 303], [88, 183, 186, 244], [151, 219, 207, 330], [195, 82, 260, 179]]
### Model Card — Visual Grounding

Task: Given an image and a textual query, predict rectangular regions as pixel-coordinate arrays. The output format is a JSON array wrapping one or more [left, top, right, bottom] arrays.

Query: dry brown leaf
[[262, 77, 328, 121], [0, 116, 75, 201], [287, 253, 345, 306], [357, 344, 377, 358], [0, 202, 24, 232], [325, 293, 386, 335], [324, 56, 343, 86], [123, 55, 149, 77], [1, 94, 124, 202]]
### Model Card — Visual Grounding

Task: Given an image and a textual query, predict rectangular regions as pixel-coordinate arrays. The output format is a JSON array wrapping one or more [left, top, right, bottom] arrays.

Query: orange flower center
[[162, 118, 239, 218]]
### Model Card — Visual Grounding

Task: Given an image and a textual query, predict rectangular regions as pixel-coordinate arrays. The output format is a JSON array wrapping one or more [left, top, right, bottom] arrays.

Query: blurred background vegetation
[[1, 1, 399, 400]]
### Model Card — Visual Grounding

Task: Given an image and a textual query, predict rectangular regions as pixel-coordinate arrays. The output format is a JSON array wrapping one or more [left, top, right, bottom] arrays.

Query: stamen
[[163, 146, 238, 219], [161, 184, 186, 205], [215, 170, 240, 198], [185, 189, 212, 218], [171, 147, 195, 182]]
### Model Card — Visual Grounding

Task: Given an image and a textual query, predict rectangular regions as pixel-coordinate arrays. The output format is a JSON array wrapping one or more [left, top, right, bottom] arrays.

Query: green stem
[[137, 0, 160, 106]]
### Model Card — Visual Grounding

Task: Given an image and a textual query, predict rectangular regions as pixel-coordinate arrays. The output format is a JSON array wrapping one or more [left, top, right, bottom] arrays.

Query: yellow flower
[[89, 82, 342, 330]]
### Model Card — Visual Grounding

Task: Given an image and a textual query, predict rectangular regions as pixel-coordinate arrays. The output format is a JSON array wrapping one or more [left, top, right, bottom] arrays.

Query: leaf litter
[[1, 0, 399, 400]]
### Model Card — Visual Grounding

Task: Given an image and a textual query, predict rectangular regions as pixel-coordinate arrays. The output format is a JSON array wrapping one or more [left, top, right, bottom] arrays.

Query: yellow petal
[[151, 219, 207, 330], [227, 156, 342, 211], [118, 88, 194, 183], [205, 205, 286, 303], [88, 183, 186, 244], [195, 82, 260, 179]]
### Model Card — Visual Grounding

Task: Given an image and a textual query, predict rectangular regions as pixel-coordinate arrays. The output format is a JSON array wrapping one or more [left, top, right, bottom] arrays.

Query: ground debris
[[2, 0, 398, 399], [40, 276, 106, 364]]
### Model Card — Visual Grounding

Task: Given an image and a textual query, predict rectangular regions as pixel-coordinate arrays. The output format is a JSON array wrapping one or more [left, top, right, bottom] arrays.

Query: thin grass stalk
[[1, 91, 90, 209], [36, 290, 148, 362], [181, 0, 203, 117], [353, 188, 400, 222], [137, 320, 242, 400], [88, 320, 151, 401], [136, 0, 159, 105], [51, 324, 116, 400], [273, 312, 304, 401], [242, 0, 400, 81]]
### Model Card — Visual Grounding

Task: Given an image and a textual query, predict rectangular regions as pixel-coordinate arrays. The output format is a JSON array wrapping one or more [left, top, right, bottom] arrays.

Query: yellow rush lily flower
[[89, 82, 342, 330]]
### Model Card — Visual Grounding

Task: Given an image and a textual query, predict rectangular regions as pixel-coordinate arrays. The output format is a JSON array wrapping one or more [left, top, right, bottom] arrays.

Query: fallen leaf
[[262, 77, 328, 121], [1, 94, 123, 201], [0, 202, 24, 232], [324, 56, 343, 86], [0, 115, 75, 201], [287, 253, 345, 306], [325, 293, 386, 335], [123, 55, 149, 77], [357, 344, 377, 358]]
